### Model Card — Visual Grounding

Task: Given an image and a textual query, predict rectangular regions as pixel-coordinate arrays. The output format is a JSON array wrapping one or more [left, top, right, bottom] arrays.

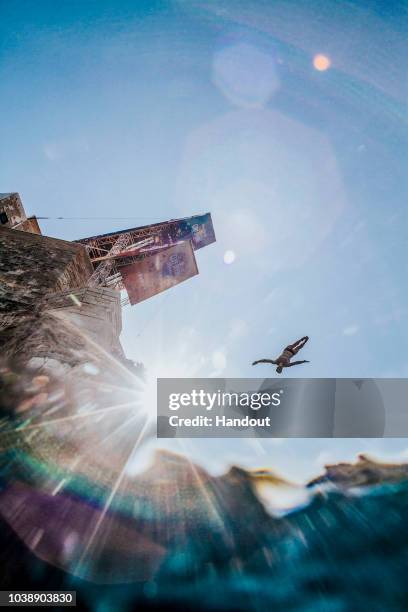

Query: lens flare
[[313, 53, 331, 71], [224, 250, 236, 264]]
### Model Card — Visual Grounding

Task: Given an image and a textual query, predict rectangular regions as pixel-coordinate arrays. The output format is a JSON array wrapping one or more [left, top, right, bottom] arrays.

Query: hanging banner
[[190, 212, 216, 249], [120, 241, 198, 305]]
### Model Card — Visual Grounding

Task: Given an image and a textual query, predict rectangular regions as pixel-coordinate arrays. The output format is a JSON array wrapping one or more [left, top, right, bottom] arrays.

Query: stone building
[[0, 194, 126, 372], [0, 193, 41, 235]]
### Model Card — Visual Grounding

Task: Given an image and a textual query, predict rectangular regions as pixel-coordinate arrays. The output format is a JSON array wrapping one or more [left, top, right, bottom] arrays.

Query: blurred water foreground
[[1, 360, 408, 611]]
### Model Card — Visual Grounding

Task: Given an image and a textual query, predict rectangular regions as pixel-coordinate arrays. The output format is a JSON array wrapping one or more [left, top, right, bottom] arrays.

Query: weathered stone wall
[[18, 216, 42, 235], [45, 287, 123, 355], [0, 225, 128, 372], [0, 311, 91, 368], [0, 226, 94, 324]]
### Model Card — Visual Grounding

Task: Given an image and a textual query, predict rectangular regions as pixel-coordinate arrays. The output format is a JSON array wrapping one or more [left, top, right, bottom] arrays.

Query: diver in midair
[[252, 336, 310, 374]]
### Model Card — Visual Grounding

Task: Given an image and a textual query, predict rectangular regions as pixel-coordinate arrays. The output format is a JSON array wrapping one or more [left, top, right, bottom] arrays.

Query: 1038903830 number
[[0, 591, 76, 606]]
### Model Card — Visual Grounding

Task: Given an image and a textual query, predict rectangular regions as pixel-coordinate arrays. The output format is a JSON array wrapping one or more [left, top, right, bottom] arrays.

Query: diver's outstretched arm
[[286, 360, 310, 367], [252, 359, 277, 366]]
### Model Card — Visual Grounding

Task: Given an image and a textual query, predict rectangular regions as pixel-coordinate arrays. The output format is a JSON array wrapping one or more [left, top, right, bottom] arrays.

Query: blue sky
[[1, 0, 408, 478]]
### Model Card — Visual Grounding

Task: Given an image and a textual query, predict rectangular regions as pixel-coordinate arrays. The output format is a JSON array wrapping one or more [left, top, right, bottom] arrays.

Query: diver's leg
[[286, 336, 309, 355]]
